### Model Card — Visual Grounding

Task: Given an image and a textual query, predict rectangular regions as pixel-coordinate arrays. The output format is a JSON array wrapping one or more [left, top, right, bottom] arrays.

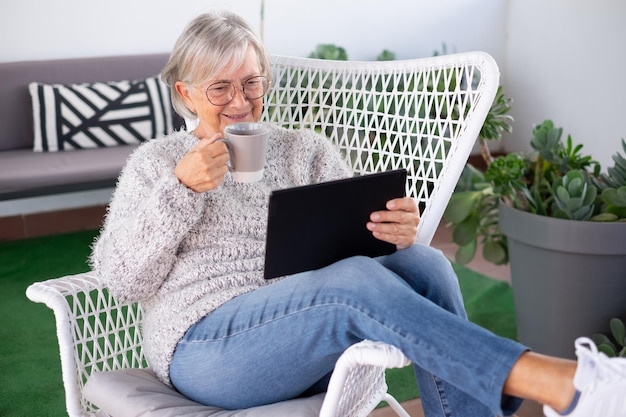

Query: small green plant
[[308, 44, 348, 61], [478, 86, 514, 166], [592, 317, 626, 357], [308, 44, 396, 62], [376, 49, 396, 61], [551, 170, 597, 220]]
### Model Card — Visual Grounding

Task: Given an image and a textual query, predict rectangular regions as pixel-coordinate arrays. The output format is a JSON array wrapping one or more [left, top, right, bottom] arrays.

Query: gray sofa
[[0, 53, 183, 200]]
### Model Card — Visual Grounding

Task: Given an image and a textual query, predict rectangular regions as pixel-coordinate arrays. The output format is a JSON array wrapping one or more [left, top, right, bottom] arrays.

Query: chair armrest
[[26, 271, 103, 305], [26, 272, 103, 417], [27, 271, 145, 417], [320, 340, 411, 417]]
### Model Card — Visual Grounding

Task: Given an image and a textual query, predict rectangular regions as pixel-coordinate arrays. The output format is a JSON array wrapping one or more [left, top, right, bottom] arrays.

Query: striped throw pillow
[[29, 75, 173, 152]]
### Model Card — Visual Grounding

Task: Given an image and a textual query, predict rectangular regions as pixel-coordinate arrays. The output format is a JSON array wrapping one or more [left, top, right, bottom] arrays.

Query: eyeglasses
[[204, 76, 270, 106]]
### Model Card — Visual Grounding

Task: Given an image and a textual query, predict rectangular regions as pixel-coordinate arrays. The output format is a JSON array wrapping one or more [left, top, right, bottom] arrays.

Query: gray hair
[[161, 11, 272, 120]]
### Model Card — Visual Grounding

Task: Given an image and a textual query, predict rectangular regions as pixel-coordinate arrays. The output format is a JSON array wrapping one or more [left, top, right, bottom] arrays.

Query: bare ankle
[[549, 383, 577, 413], [504, 352, 577, 410]]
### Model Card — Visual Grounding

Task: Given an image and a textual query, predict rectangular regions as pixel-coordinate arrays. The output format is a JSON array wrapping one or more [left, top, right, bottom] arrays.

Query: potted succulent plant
[[444, 119, 626, 358]]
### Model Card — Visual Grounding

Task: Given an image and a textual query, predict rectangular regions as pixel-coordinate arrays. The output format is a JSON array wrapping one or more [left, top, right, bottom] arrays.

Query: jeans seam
[[433, 374, 453, 417]]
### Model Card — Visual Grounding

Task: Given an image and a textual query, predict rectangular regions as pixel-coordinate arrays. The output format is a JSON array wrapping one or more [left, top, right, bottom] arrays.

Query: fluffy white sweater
[[89, 125, 351, 385]]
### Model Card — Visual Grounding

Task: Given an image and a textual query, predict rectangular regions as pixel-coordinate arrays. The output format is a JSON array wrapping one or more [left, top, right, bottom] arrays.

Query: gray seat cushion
[[0, 145, 137, 194], [84, 368, 324, 417]]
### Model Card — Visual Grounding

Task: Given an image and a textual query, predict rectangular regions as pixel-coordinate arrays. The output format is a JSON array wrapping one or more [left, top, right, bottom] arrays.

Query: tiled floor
[[370, 222, 544, 417]]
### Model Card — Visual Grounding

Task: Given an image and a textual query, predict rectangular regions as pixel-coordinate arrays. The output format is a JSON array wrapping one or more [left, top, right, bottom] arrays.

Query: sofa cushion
[[0, 54, 178, 152], [29, 75, 172, 152], [0, 145, 137, 194], [84, 368, 324, 417]]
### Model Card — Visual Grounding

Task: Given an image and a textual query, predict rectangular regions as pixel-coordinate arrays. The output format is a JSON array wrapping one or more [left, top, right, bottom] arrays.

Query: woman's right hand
[[175, 133, 230, 192]]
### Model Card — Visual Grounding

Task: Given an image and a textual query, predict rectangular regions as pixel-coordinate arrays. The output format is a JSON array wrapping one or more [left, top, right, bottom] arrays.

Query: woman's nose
[[230, 86, 248, 104]]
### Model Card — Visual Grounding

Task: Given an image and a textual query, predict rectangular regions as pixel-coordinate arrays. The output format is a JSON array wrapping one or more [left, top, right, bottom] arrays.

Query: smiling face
[[175, 46, 265, 139]]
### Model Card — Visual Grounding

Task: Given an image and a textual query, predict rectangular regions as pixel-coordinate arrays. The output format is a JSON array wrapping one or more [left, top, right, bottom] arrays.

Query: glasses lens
[[205, 77, 269, 105], [206, 82, 234, 106], [243, 76, 269, 100]]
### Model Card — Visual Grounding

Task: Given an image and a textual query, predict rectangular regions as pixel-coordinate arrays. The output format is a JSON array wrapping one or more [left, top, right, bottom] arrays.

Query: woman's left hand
[[367, 197, 420, 249]]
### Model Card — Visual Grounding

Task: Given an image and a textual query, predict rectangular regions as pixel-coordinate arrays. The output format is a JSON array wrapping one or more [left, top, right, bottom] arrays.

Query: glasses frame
[[203, 75, 270, 106]]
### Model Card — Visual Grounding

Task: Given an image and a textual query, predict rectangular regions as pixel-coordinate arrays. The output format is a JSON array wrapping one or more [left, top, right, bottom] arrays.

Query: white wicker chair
[[26, 51, 500, 417]]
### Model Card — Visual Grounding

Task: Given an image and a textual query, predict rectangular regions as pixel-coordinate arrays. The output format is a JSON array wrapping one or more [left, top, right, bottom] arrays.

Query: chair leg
[[382, 393, 412, 417]]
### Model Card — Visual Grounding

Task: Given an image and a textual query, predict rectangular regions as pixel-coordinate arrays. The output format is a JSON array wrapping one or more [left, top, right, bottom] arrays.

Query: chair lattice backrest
[[263, 52, 499, 244], [26, 51, 500, 417]]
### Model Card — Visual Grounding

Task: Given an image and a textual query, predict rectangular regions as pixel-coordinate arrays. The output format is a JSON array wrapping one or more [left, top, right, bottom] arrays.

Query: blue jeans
[[170, 245, 526, 416]]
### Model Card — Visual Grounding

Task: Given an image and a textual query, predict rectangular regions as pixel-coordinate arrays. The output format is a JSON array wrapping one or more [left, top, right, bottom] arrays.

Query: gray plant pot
[[499, 201, 626, 358]]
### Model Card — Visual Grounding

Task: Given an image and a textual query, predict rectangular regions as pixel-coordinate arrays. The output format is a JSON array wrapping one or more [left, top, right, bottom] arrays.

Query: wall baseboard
[[0, 205, 107, 242]]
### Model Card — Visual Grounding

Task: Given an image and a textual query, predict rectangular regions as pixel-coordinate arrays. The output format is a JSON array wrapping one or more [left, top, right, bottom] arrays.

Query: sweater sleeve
[[90, 137, 206, 303]]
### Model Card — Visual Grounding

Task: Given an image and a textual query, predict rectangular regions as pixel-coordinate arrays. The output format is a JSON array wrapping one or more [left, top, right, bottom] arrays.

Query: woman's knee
[[390, 244, 452, 272], [379, 245, 453, 284], [379, 245, 466, 314], [315, 256, 405, 298]]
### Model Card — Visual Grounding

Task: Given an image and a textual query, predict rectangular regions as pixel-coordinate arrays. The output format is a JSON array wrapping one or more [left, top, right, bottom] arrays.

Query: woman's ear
[[175, 81, 196, 114]]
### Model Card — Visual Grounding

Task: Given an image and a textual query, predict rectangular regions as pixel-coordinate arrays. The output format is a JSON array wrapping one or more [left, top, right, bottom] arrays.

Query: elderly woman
[[90, 10, 626, 417]]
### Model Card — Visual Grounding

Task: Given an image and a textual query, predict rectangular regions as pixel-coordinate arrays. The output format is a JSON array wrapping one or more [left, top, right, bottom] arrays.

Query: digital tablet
[[263, 169, 407, 279]]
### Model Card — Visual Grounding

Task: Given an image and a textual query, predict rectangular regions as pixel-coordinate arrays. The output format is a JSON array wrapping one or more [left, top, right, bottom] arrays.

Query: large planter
[[499, 202, 626, 359]]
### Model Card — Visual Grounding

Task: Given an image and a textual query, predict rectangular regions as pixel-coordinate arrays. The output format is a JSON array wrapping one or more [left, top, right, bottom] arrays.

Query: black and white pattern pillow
[[29, 75, 173, 152]]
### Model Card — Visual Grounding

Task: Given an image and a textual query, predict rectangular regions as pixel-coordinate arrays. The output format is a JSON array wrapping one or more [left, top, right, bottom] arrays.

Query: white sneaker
[[543, 337, 626, 416]]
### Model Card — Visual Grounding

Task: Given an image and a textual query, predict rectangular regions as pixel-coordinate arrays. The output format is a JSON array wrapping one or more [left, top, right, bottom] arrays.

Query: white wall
[[262, 0, 507, 61], [0, 0, 506, 62], [2, 0, 624, 169], [505, 0, 626, 168]]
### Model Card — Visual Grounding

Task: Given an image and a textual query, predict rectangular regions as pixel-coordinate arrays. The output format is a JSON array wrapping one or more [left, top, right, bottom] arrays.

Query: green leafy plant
[[308, 44, 348, 61], [445, 120, 626, 265], [478, 86, 514, 165], [592, 318, 626, 357], [376, 49, 396, 61]]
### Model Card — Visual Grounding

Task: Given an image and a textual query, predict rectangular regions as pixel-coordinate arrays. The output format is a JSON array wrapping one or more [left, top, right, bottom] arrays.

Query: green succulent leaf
[[452, 215, 480, 246], [611, 318, 626, 347], [600, 186, 626, 219], [455, 239, 477, 265], [582, 184, 597, 205], [607, 206, 626, 218], [479, 86, 514, 141], [567, 176, 583, 194], [590, 212, 619, 222], [602, 186, 626, 207], [555, 186, 571, 203], [597, 139, 626, 189], [482, 238, 508, 265], [566, 197, 583, 211], [592, 333, 613, 346], [598, 343, 618, 357], [592, 318, 626, 357], [551, 171, 596, 220], [444, 191, 482, 224]]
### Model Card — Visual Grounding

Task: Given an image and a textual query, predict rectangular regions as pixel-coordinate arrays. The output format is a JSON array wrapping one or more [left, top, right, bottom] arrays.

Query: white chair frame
[[27, 51, 500, 417]]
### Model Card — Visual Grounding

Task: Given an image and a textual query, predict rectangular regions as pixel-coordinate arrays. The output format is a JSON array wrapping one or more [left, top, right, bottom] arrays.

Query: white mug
[[222, 122, 269, 183]]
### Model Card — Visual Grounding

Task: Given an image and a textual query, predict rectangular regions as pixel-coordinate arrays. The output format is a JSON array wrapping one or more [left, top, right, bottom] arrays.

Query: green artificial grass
[[0, 230, 98, 417], [0, 230, 516, 416]]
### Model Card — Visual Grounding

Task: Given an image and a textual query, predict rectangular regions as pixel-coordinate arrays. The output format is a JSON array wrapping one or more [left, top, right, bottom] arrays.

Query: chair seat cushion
[[84, 368, 324, 417]]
